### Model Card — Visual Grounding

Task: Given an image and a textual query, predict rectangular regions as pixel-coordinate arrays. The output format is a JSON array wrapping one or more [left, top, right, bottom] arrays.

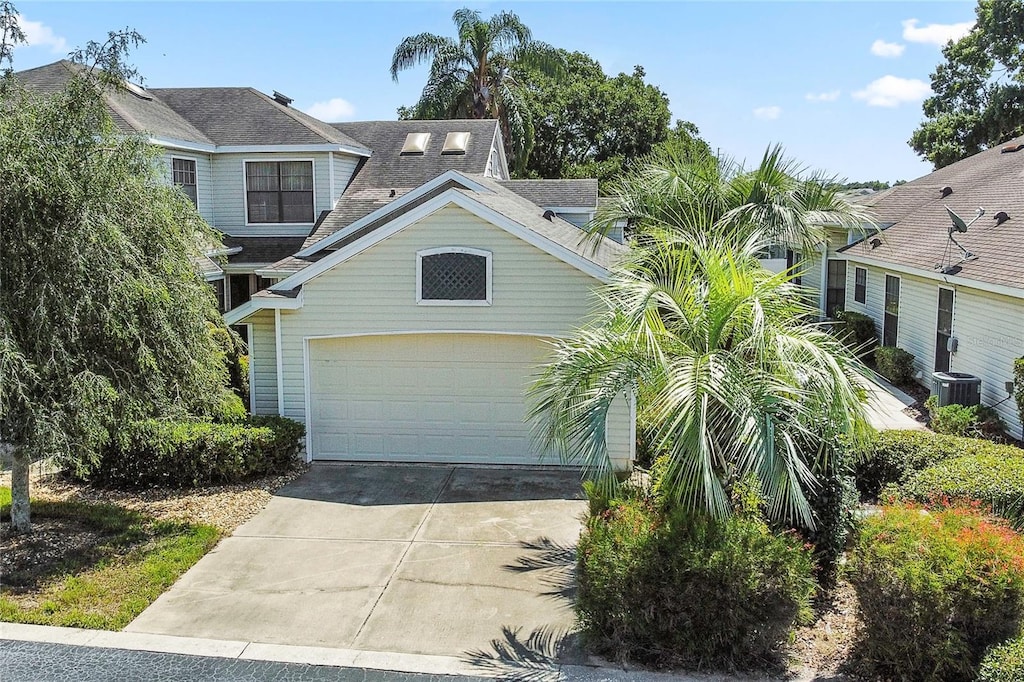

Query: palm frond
[[390, 33, 457, 82]]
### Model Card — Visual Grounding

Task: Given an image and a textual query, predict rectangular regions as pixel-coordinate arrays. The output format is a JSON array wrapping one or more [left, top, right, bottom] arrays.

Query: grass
[[0, 485, 221, 629]]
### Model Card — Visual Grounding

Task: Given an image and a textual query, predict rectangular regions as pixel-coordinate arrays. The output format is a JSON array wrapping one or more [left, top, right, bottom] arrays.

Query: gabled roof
[[497, 179, 598, 209], [15, 61, 214, 145], [225, 176, 628, 325], [840, 135, 1024, 292], [302, 119, 502, 249], [149, 87, 368, 150]]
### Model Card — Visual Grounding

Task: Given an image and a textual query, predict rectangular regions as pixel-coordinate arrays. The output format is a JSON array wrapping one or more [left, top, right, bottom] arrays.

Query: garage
[[307, 333, 556, 464]]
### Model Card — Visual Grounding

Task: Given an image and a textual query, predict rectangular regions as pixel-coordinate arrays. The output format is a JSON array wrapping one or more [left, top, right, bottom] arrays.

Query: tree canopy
[[392, 7, 564, 175], [910, 0, 1024, 168], [0, 19, 230, 532], [518, 52, 678, 183]]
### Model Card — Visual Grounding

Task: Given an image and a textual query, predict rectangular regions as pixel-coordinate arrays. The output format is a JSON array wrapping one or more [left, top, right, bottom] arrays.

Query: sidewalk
[[861, 373, 926, 432]]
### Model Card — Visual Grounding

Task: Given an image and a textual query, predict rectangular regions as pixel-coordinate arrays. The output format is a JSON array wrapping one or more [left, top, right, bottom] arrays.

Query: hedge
[[898, 454, 1024, 514], [576, 495, 815, 671], [79, 416, 305, 488], [924, 395, 1007, 442], [848, 504, 1024, 681], [874, 346, 915, 385], [834, 310, 875, 357], [852, 430, 1024, 499], [979, 634, 1024, 682]]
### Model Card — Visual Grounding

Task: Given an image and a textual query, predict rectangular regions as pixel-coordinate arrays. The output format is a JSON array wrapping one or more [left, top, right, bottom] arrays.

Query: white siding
[[211, 153, 333, 236], [159, 151, 214, 224], [331, 152, 360, 203], [268, 204, 632, 468], [843, 263, 1024, 440], [249, 310, 279, 415]]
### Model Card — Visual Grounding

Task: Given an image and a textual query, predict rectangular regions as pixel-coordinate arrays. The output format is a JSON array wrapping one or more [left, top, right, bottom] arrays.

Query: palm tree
[[591, 143, 872, 255], [530, 148, 873, 528], [391, 8, 564, 174]]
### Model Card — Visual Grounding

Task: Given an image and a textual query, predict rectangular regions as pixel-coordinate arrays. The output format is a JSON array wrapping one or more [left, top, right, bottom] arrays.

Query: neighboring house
[[832, 139, 1024, 440], [18, 61, 634, 469]]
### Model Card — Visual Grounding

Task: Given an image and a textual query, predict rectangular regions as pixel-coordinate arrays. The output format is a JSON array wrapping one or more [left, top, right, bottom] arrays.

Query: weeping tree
[[0, 17, 228, 532], [530, 146, 873, 528], [391, 7, 565, 175]]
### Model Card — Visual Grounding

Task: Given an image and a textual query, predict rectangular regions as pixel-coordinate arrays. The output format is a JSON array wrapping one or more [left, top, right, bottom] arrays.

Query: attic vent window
[[402, 133, 431, 155], [272, 91, 293, 106], [441, 132, 471, 155], [1001, 143, 1024, 154], [417, 247, 492, 306]]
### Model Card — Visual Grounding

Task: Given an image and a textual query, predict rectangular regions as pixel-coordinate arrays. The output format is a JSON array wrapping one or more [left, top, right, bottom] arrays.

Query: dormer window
[[417, 247, 491, 306]]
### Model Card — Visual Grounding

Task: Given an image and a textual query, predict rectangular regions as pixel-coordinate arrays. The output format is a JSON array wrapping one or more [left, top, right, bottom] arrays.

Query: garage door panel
[[309, 334, 552, 465]]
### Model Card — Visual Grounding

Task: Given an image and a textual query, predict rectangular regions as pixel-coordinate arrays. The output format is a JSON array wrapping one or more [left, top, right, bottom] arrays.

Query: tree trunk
[[10, 445, 31, 533]]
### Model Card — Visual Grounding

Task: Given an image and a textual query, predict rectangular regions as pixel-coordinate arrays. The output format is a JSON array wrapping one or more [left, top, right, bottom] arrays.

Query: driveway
[[125, 464, 586, 665]]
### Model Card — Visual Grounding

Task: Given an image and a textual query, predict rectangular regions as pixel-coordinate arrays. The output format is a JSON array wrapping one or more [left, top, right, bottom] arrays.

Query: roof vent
[[401, 132, 430, 155], [869, 237, 882, 249], [389, 189, 396, 198], [542, 210, 556, 221], [940, 186, 953, 198], [442, 132, 471, 155], [1001, 143, 1024, 154], [994, 211, 1010, 225], [272, 91, 293, 106]]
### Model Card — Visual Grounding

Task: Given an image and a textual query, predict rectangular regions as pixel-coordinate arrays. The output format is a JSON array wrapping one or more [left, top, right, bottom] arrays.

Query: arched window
[[417, 247, 492, 305]]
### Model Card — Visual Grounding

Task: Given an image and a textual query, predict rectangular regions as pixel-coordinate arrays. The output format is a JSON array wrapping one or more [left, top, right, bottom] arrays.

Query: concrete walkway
[[862, 374, 926, 431], [125, 464, 586, 666]]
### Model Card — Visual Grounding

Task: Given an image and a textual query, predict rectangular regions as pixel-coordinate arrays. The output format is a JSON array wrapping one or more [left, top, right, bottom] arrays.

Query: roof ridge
[[247, 87, 336, 144]]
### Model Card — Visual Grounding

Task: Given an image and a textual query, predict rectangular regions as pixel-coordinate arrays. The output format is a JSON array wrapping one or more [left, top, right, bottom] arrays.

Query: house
[[17, 61, 635, 469], [827, 139, 1024, 440]]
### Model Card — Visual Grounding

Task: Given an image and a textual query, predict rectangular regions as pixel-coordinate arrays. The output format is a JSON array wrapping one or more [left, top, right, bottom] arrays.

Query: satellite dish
[[945, 205, 984, 234]]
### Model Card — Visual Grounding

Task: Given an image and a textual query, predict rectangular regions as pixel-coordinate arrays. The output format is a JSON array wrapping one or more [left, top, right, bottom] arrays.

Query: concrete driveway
[[126, 464, 586, 665]]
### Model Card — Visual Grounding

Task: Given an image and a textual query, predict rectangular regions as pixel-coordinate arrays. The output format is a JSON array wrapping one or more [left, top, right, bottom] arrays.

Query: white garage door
[[307, 333, 555, 464]]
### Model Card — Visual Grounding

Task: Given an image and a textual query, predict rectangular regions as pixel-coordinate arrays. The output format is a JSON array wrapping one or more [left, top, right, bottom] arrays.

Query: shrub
[[851, 429, 1023, 499], [898, 454, 1024, 514], [209, 323, 249, 406], [213, 391, 248, 424], [576, 496, 816, 671], [76, 416, 304, 488], [874, 345, 916, 385], [978, 633, 1024, 682], [804, 463, 859, 587], [925, 395, 1007, 442], [847, 504, 1024, 681], [834, 310, 876, 357]]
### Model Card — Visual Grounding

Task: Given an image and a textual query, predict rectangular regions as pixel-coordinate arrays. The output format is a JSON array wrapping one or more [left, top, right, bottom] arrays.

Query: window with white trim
[[172, 158, 197, 206], [417, 248, 491, 305], [245, 160, 314, 223]]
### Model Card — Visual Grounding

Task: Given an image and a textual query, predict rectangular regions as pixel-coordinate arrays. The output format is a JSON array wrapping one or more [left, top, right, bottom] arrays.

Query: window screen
[[172, 158, 197, 206]]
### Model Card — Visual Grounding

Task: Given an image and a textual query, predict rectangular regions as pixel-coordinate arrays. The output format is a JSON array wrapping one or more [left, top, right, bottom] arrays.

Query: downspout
[[275, 309, 284, 416]]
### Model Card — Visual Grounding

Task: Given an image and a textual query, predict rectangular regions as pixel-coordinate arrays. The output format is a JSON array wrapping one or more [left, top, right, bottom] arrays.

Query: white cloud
[[901, 18, 974, 46], [304, 97, 356, 122], [753, 105, 782, 120], [14, 14, 66, 53], [805, 90, 841, 103], [853, 75, 931, 107], [870, 39, 905, 58]]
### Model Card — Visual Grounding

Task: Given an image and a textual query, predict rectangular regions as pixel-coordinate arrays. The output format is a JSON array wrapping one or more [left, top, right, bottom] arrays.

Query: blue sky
[[11, 1, 977, 182]]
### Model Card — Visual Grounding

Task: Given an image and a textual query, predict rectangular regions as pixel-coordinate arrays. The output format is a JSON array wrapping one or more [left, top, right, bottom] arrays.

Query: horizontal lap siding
[[844, 263, 1024, 440], [159, 152, 214, 224], [249, 311, 279, 415], [332, 153, 360, 200], [211, 153, 332, 236], [276, 204, 632, 466]]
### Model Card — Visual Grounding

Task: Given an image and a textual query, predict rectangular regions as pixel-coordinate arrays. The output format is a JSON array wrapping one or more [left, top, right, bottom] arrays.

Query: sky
[[10, 1, 978, 183]]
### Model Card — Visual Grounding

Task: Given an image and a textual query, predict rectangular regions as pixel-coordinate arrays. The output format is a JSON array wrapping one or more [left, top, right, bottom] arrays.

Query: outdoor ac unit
[[931, 372, 982, 407]]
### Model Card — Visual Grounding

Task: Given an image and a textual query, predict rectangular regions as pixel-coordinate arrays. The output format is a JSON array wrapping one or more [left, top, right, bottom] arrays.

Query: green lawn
[[0, 486, 221, 629]]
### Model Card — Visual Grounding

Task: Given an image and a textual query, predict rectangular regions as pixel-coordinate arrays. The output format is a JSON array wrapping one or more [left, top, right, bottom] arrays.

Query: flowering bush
[[848, 503, 1024, 680]]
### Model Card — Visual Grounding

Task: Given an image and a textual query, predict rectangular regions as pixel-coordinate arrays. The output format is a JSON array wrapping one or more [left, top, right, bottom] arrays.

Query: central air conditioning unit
[[931, 372, 982, 407]]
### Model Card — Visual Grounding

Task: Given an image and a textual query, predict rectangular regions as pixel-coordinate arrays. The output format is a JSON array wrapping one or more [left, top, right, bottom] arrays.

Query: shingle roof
[[147, 87, 368, 149], [222, 236, 308, 265], [15, 61, 214, 145], [301, 120, 500, 249], [841, 135, 1024, 290], [497, 179, 598, 208]]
